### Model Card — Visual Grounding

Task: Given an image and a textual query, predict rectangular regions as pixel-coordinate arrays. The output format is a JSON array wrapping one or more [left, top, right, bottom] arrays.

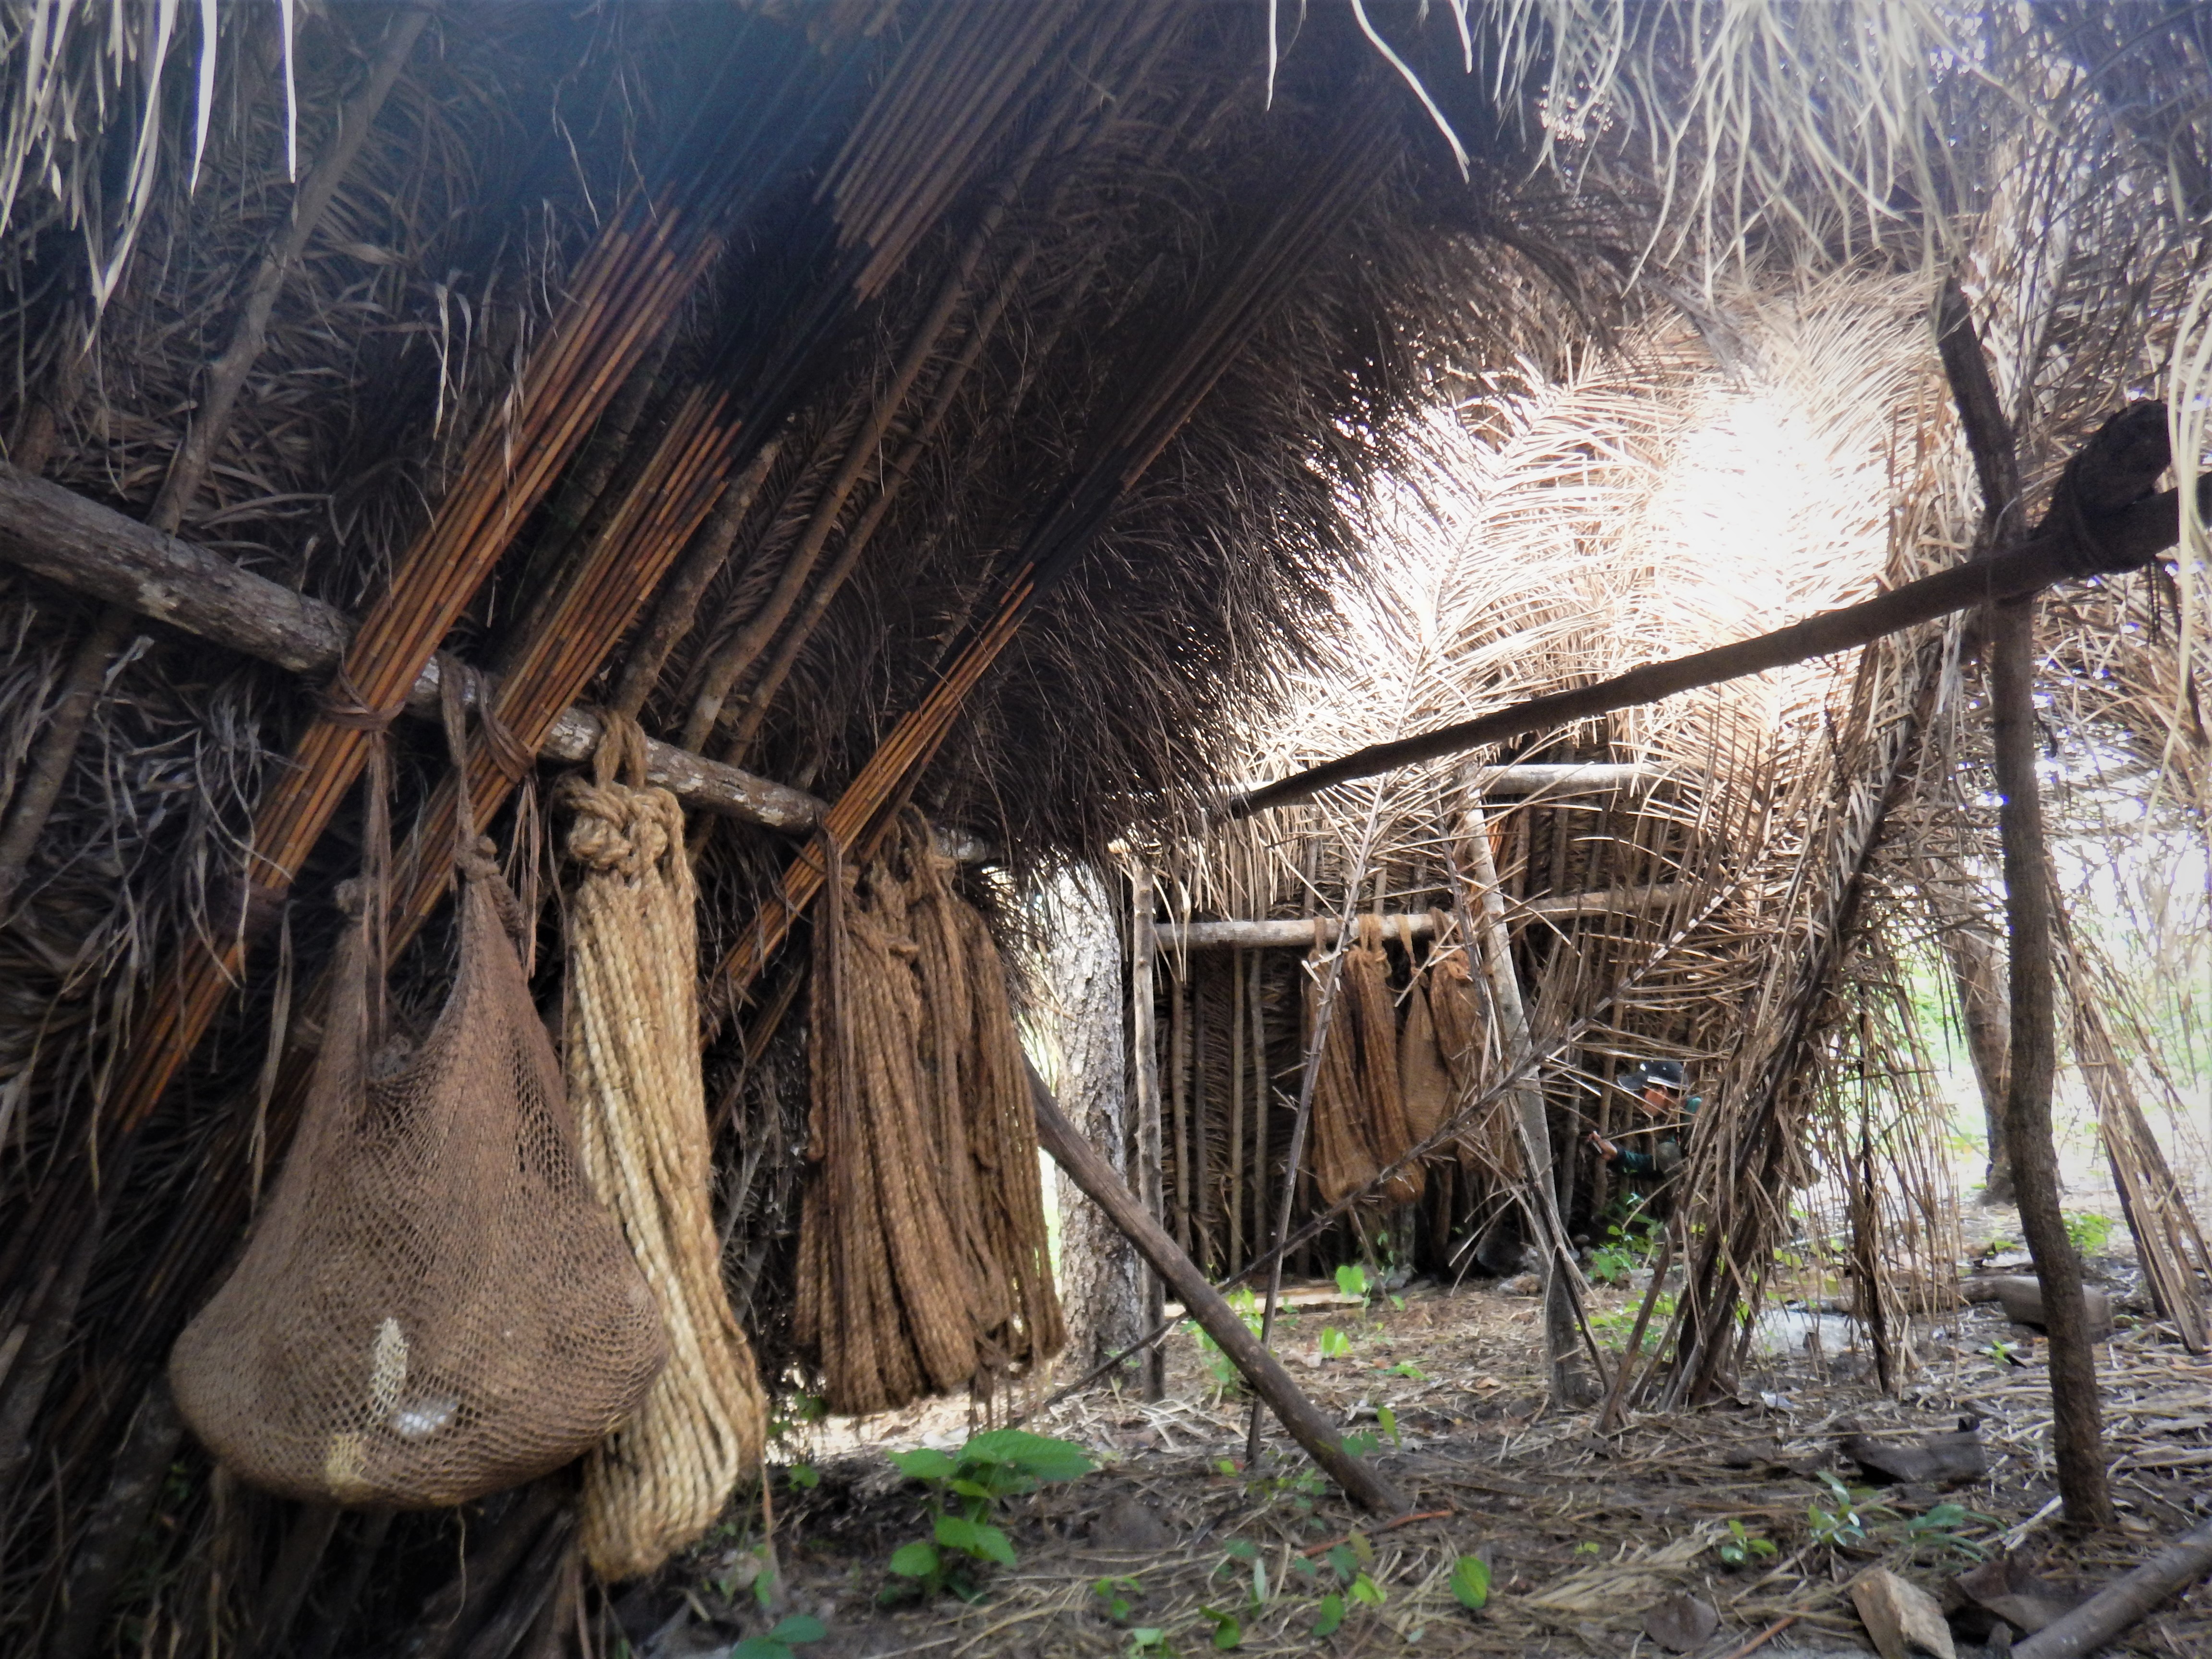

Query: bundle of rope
[[561, 719, 766, 1580], [1305, 914, 1424, 1208], [1421, 914, 1518, 1185], [171, 685, 665, 1508], [796, 820, 1062, 1415]]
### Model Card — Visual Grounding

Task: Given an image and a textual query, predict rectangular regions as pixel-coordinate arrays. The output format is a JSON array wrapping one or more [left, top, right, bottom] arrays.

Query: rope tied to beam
[[559, 711, 768, 1580]]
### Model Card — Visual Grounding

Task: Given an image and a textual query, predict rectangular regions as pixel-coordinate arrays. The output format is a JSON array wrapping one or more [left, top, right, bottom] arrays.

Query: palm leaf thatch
[[0, 1, 2202, 1653]]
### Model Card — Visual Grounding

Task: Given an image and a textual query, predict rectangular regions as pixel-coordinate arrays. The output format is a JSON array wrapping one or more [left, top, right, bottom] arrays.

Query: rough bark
[[1937, 279, 2112, 1526], [1042, 868, 1145, 1382], [1989, 601, 2112, 1525], [1948, 914, 2016, 1204]]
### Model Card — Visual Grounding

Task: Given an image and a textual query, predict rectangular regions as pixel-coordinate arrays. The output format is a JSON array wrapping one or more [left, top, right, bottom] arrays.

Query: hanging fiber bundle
[[171, 692, 665, 1509], [796, 822, 1061, 1415], [1422, 916, 1517, 1183], [561, 724, 767, 1581], [1306, 915, 1423, 1208], [1397, 921, 1450, 1146]]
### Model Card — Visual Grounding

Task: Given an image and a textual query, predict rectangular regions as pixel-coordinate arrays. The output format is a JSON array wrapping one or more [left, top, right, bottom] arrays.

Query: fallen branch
[[1026, 1060, 1408, 1515], [2011, 1517, 2212, 1659], [1233, 403, 2192, 815]]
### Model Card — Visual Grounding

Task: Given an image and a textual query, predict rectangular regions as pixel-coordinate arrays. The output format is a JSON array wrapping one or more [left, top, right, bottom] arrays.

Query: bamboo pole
[[1027, 1063, 1407, 1515]]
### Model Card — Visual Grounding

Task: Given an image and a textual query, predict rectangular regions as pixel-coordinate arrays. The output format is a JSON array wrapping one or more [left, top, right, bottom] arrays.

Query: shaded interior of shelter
[[0, 2, 2204, 1657]]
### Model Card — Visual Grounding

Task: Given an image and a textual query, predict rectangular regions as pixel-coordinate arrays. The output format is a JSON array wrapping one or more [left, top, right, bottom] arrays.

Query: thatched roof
[[0, 0, 2206, 1652]]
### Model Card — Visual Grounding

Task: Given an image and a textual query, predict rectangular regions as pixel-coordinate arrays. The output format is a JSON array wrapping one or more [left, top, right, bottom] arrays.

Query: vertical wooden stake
[[1459, 795, 1579, 1402], [1250, 950, 1271, 1277], [1228, 948, 1248, 1271], [1169, 956, 1192, 1255], [1130, 863, 1165, 1401]]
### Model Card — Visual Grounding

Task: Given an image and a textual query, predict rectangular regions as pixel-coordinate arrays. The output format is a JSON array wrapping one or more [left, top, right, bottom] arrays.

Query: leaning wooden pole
[[1027, 1062, 1407, 1515], [1936, 281, 2113, 1527], [1458, 797, 1578, 1403]]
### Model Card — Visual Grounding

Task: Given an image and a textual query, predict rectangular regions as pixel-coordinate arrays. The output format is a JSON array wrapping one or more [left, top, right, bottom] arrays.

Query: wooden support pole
[[1028, 1063, 1408, 1515], [0, 461, 830, 835], [1130, 865, 1166, 1400], [1458, 798, 1579, 1402], [1936, 280, 2113, 1527]]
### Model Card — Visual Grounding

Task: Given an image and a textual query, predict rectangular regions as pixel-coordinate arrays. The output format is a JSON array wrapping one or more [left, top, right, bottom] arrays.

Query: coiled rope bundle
[[561, 721, 766, 1580]]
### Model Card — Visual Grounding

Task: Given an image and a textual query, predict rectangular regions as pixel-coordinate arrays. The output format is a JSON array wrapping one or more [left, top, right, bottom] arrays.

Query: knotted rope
[[562, 713, 766, 1580]]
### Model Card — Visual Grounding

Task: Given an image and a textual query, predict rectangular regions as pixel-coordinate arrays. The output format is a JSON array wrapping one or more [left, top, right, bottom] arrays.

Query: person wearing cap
[[1588, 1060, 1696, 1184]]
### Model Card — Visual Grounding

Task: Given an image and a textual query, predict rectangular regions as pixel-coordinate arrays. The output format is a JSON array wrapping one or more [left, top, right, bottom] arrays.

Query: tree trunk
[[1041, 868, 1144, 1383], [1937, 903, 2015, 1204], [1989, 597, 2112, 1526]]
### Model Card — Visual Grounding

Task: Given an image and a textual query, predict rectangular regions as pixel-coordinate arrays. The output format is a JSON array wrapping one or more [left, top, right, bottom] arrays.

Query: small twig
[[1298, 1508, 1454, 1556], [1714, 1614, 1799, 1659]]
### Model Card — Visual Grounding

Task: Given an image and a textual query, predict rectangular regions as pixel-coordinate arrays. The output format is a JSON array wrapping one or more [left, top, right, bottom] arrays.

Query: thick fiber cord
[[563, 721, 767, 1579]]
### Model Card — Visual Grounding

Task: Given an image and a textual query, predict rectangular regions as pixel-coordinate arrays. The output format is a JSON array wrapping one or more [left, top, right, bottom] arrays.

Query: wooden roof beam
[[0, 460, 826, 835]]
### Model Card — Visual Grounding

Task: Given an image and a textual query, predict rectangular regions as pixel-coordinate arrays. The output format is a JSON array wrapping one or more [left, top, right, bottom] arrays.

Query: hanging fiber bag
[[560, 718, 766, 1581], [170, 682, 666, 1508], [1396, 916, 1451, 1147]]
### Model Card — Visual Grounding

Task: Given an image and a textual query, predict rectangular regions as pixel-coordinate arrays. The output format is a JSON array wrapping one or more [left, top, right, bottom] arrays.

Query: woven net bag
[[170, 698, 666, 1509], [561, 724, 766, 1581]]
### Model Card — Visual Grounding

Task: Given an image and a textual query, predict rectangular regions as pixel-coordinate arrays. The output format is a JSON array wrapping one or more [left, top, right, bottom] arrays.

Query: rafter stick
[[97, 192, 722, 1146], [1233, 402, 2195, 817]]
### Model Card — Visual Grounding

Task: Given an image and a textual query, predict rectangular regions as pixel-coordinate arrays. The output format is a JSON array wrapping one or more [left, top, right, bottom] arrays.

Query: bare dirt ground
[[620, 1257, 2212, 1659]]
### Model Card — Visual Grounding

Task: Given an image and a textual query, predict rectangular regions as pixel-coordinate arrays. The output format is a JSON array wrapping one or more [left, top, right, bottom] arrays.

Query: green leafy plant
[[1375, 1405, 1400, 1447], [2064, 1212, 2116, 1256], [1805, 1472, 1892, 1551], [1984, 1337, 2024, 1366], [784, 1461, 820, 1491], [1094, 1575, 1145, 1621], [1899, 1502, 1993, 1560], [1449, 1555, 1491, 1610], [730, 1613, 827, 1659], [1318, 1325, 1352, 1359], [1127, 1627, 1171, 1655], [1312, 1593, 1346, 1637], [1573, 1540, 1602, 1557], [1197, 1605, 1243, 1649], [1716, 1518, 1778, 1567], [1589, 1292, 1676, 1354], [882, 1430, 1095, 1601], [1192, 1288, 1268, 1396], [1386, 1359, 1427, 1380], [1334, 1262, 1369, 1301], [1589, 1216, 1659, 1286]]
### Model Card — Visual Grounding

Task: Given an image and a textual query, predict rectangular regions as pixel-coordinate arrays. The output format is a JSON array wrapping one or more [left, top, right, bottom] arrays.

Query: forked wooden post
[[1028, 1062, 1408, 1515]]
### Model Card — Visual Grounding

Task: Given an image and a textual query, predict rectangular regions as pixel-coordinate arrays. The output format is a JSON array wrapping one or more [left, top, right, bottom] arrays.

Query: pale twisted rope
[[563, 733, 765, 1580]]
